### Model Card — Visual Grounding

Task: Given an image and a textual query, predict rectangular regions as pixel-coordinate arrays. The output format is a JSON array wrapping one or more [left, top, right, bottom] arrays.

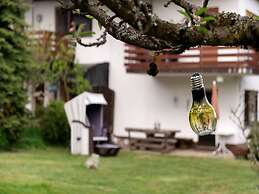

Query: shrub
[[35, 105, 45, 118], [249, 122, 259, 160], [0, 116, 26, 150], [18, 118, 46, 149], [40, 101, 70, 146]]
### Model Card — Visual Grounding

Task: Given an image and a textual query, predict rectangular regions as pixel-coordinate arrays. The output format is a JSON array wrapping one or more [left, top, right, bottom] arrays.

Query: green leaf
[[177, 10, 191, 20], [196, 26, 209, 34], [202, 16, 216, 23], [85, 15, 94, 20], [195, 7, 208, 16], [79, 31, 96, 37]]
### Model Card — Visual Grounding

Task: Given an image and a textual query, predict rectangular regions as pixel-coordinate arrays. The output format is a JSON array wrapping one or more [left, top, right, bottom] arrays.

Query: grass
[[0, 148, 258, 194]]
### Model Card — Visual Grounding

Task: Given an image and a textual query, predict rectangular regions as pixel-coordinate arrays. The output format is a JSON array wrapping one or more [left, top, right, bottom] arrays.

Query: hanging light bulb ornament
[[147, 51, 159, 76], [147, 62, 159, 76], [189, 73, 217, 136]]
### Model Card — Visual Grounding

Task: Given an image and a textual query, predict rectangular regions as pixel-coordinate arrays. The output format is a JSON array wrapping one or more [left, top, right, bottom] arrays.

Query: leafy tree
[[0, 0, 30, 149], [29, 32, 91, 102]]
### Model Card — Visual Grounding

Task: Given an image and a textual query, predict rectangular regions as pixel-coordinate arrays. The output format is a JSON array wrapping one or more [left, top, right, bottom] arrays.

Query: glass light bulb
[[188, 73, 217, 136]]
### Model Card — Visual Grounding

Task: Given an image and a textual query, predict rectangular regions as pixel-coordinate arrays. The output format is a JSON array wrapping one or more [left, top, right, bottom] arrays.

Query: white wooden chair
[[64, 92, 107, 155]]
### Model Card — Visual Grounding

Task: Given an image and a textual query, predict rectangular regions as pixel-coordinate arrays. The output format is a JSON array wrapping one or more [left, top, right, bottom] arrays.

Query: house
[[25, 0, 259, 150]]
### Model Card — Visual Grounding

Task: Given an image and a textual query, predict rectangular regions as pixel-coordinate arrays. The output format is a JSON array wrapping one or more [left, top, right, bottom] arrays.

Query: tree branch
[[76, 15, 117, 47], [77, 30, 107, 47], [202, 0, 210, 8], [70, 0, 259, 51], [98, 0, 155, 32], [97, 0, 183, 44], [164, 0, 196, 13], [164, 0, 196, 25], [76, 0, 172, 50]]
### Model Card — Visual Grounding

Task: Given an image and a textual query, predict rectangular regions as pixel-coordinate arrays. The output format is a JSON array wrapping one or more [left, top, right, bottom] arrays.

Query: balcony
[[29, 31, 73, 57], [124, 45, 259, 74]]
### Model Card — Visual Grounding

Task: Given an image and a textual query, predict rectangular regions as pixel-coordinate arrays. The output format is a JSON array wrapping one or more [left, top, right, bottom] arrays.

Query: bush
[[35, 105, 45, 118], [40, 101, 70, 146], [18, 118, 46, 149], [249, 122, 259, 160], [0, 116, 26, 150]]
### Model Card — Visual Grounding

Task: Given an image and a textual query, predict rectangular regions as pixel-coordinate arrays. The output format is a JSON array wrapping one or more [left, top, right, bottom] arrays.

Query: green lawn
[[0, 148, 258, 194]]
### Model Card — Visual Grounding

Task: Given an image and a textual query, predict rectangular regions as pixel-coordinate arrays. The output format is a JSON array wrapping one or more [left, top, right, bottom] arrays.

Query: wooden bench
[[126, 128, 180, 153]]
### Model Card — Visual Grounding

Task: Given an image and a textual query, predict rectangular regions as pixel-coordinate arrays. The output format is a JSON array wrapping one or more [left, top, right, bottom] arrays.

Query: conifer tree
[[0, 0, 30, 148]]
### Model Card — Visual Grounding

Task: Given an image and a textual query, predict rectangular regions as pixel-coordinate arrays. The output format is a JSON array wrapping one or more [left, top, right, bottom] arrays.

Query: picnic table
[[125, 128, 180, 153]]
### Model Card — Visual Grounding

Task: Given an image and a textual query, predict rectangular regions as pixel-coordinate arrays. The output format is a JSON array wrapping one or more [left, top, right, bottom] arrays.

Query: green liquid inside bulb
[[189, 101, 217, 136]]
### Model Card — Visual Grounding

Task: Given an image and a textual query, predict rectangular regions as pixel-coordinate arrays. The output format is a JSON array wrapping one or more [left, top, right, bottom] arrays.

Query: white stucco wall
[[239, 0, 259, 16], [214, 76, 246, 144], [25, 0, 58, 31], [75, 20, 113, 65]]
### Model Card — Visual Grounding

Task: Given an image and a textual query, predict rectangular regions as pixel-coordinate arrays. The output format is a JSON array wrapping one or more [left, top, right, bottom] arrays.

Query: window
[[85, 63, 109, 87], [56, 8, 92, 35], [245, 90, 258, 127], [71, 14, 92, 33]]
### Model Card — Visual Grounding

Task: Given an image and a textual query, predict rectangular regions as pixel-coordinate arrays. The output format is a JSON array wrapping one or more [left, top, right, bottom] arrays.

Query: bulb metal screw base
[[190, 73, 204, 90]]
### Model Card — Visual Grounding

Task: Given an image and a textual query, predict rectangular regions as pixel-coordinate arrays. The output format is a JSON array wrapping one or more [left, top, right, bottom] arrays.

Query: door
[[55, 7, 92, 35], [86, 104, 105, 137], [55, 7, 70, 35], [71, 123, 82, 154], [92, 86, 115, 141]]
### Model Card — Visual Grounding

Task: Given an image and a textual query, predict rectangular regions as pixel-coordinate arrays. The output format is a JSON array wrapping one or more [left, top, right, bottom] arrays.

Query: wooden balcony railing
[[124, 45, 259, 74], [29, 31, 74, 60], [30, 31, 59, 50]]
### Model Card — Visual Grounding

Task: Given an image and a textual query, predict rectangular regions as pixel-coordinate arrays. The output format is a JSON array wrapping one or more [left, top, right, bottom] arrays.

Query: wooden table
[[126, 128, 180, 153]]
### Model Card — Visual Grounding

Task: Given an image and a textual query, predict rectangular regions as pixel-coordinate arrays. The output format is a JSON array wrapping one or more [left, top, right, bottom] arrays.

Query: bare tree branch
[[76, 15, 117, 47], [96, 0, 259, 49], [98, 0, 155, 32], [138, 0, 154, 33], [67, 0, 259, 52], [164, 0, 196, 25], [164, 0, 196, 12], [202, 0, 210, 8], [97, 0, 186, 44], [76, 30, 107, 47], [76, 0, 173, 50]]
